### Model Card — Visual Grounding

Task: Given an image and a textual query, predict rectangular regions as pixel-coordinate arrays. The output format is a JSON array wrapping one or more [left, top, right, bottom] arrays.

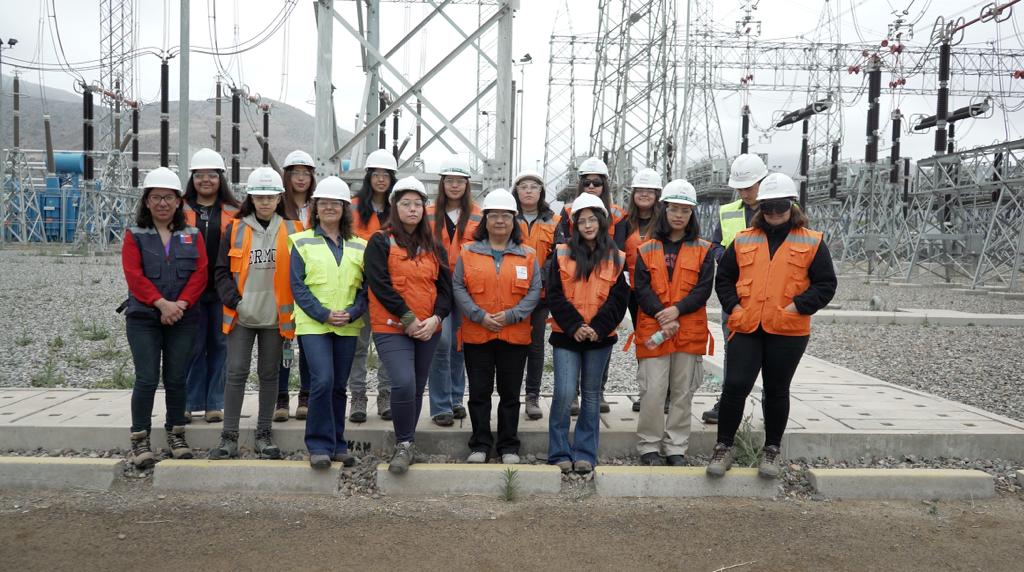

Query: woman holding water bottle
[[631, 179, 714, 467]]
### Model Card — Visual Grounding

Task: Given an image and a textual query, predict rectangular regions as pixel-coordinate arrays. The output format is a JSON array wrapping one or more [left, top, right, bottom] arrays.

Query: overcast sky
[[1, 0, 1018, 177]]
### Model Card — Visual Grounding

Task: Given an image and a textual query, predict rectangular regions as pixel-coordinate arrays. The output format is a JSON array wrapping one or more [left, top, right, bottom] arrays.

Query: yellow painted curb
[[375, 463, 560, 474], [0, 457, 122, 467]]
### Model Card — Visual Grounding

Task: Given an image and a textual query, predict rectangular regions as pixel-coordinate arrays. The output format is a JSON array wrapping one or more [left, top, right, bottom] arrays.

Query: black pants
[[464, 340, 529, 456], [716, 328, 809, 448]]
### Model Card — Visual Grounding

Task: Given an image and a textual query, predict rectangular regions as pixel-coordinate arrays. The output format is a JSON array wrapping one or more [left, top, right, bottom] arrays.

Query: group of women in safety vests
[[121, 150, 835, 478]]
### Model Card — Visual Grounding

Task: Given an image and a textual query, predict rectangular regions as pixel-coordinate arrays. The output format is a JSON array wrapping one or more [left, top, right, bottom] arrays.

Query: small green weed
[[732, 414, 763, 468], [48, 336, 65, 350], [500, 467, 520, 502], [75, 318, 110, 342], [15, 331, 33, 347], [94, 357, 133, 389], [30, 357, 65, 388]]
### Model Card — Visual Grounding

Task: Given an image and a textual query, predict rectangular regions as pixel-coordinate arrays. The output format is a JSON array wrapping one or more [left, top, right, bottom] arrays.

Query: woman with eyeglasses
[[182, 148, 239, 424], [707, 173, 836, 480], [547, 193, 629, 474], [453, 189, 541, 464]]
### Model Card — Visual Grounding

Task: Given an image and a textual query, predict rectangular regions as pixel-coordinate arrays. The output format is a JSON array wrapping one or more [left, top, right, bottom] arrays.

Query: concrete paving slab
[[807, 468, 995, 500], [594, 466, 779, 498], [0, 390, 89, 423], [376, 463, 561, 496], [0, 456, 121, 490], [153, 459, 340, 495]]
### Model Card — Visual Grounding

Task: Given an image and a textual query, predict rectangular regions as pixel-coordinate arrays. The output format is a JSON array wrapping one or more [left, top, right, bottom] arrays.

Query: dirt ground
[[2, 483, 1023, 571]]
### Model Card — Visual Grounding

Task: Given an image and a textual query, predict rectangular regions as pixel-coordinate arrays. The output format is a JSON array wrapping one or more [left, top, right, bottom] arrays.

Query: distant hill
[[0, 75, 352, 168]]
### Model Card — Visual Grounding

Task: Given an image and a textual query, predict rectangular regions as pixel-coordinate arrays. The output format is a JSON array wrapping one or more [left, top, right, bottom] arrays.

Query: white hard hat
[[312, 176, 352, 203], [660, 179, 697, 206], [246, 166, 285, 195], [578, 157, 609, 177], [728, 153, 768, 189], [439, 156, 472, 177], [189, 148, 226, 172], [482, 188, 517, 213], [513, 169, 543, 188], [390, 176, 428, 203], [365, 149, 398, 172], [283, 150, 315, 169], [570, 192, 608, 218], [631, 167, 663, 190], [757, 173, 799, 201], [143, 167, 183, 195]]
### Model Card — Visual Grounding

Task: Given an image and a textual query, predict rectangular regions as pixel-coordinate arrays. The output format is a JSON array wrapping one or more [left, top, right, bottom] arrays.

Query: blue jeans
[[374, 332, 442, 443], [300, 333, 357, 455], [548, 345, 613, 466], [427, 306, 466, 416], [127, 316, 197, 433], [278, 336, 310, 395], [185, 298, 227, 412]]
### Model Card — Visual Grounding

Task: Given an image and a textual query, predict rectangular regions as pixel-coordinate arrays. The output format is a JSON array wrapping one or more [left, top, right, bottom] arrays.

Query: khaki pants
[[636, 352, 703, 456]]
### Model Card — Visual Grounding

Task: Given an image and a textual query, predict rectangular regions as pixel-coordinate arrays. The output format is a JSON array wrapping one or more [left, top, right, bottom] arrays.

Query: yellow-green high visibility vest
[[290, 229, 367, 336], [719, 199, 749, 249]]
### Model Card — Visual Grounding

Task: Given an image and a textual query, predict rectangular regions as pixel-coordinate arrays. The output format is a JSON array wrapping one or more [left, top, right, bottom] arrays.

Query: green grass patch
[[30, 357, 65, 388]]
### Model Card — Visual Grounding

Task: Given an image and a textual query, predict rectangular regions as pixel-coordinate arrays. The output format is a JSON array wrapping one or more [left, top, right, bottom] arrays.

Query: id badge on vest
[[515, 265, 528, 280]]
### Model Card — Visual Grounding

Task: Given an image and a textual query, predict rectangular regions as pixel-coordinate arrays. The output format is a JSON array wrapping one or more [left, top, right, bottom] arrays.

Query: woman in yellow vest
[[707, 173, 837, 479], [547, 193, 629, 474], [211, 167, 303, 460], [366, 177, 452, 474], [453, 189, 542, 464], [632, 180, 714, 466], [288, 177, 366, 469]]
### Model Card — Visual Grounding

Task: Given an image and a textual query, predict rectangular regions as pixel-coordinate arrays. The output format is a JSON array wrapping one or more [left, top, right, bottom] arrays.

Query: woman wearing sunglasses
[[707, 173, 836, 480]]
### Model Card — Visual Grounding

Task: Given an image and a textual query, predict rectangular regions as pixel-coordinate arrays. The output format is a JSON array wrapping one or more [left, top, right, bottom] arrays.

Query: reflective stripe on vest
[[459, 246, 536, 346], [727, 226, 823, 337], [634, 238, 713, 358], [550, 243, 624, 334], [429, 204, 482, 270], [291, 229, 367, 337], [719, 200, 748, 248], [367, 233, 441, 334]]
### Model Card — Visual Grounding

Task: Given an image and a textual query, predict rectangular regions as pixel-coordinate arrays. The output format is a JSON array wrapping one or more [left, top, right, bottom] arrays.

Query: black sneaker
[[432, 413, 454, 427], [388, 441, 414, 474], [208, 430, 239, 460], [129, 430, 156, 469], [641, 452, 665, 466], [632, 398, 641, 412], [452, 404, 467, 419], [255, 428, 282, 460], [702, 400, 721, 424], [666, 454, 687, 467], [332, 452, 357, 467]]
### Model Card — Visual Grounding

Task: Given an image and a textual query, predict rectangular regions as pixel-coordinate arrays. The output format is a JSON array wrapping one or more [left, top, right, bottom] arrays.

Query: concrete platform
[[153, 459, 340, 495], [0, 457, 121, 490], [2, 350, 1024, 462], [376, 463, 561, 496], [807, 468, 995, 500], [594, 466, 778, 498]]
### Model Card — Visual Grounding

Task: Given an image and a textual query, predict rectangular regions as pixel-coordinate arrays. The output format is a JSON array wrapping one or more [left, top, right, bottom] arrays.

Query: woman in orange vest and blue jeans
[[453, 189, 542, 464], [365, 177, 452, 474], [632, 180, 715, 466], [707, 173, 836, 479], [547, 193, 629, 474]]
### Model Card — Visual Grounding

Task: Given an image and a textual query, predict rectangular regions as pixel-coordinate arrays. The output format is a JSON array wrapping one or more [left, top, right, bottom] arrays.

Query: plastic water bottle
[[282, 340, 293, 368], [644, 330, 668, 350]]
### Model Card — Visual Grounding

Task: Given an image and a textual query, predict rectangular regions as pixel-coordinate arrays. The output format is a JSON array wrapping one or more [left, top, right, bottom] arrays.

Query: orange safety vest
[[428, 204, 482, 270], [459, 244, 537, 345], [367, 233, 441, 334], [634, 238, 714, 359], [550, 243, 625, 334], [184, 203, 239, 235], [518, 214, 558, 273], [351, 197, 385, 241], [727, 226, 824, 337], [221, 217, 304, 338]]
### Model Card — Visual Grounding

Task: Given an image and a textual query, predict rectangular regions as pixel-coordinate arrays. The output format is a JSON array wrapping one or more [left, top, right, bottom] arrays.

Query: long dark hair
[[183, 171, 240, 209], [433, 175, 474, 241], [472, 212, 524, 244], [653, 204, 701, 242], [356, 169, 395, 225], [512, 176, 553, 218], [388, 190, 446, 263], [750, 204, 809, 230], [135, 187, 187, 231], [236, 194, 290, 220], [575, 174, 612, 213], [568, 207, 614, 281], [282, 166, 316, 221], [626, 190, 661, 237], [309, 199, 354, 240]]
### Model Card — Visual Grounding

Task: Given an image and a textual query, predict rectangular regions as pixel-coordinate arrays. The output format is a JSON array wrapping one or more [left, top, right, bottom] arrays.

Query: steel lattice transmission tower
[[679, 0, 726, 177]]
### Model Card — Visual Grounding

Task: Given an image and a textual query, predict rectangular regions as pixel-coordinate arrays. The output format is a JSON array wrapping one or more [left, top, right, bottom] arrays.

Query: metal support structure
[[231, 89, 240, 186], [160, 59, 169, 167], [178, 0, 190, 184], [313, 0, 336, 179]]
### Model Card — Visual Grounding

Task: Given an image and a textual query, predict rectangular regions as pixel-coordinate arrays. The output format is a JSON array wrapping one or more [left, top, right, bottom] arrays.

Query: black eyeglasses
[[581, 179, 603, 188], [759, 199, 792, 215]]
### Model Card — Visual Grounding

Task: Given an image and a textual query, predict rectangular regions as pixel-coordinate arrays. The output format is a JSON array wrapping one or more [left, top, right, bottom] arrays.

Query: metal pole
[[0, 45, 5, 155], [231, 89, 240, 185], [179, 0, 191, 184], [12, 75, 20, 148], [160, 59, 169, 167], [865, 59, 881, 164], [416, 98, 422, 152], [262, 107, 270, 165], [799, 118, 809, 209], [84, 87, 94, 180], [889, 110, 901, 185], [492, 0, 514, 187], [378, 92, 387, 151], [43, 115, 55, 174], [313, 0, 335, 178], [365, 0, 381, 161], [392, 107, 399, 159], [509, 79, 516, 182], [934, 41, 950, 155], [131, 107, 139, 188], [740, 104, 750, 154], [215, 79, 222, 152], [829, 142, 839, 200]]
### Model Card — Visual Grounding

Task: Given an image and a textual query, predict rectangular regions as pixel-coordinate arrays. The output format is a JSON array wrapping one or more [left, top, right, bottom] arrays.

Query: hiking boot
[[467, 451, 487, 464], [273, 393, 290, 422], [255, 428, 282, 460], [432, 413, 454, 427], [570, 396, 580, 416], [349, 394, 368, 423], [183, 411, 193, 424], [204, 409, 223, 423], [524, 394, 543, 420], [702, 400, 720, 424], [295, 391, 309, 420], [452, 403, 467, 419], [599, 394, 611, 413], [555, 460, 573, 473], [332, 452, 357, 467], [666, 454, 687, 467], [309, 454, 331, 470], [501, 453, 521, 465], [208, 431, 239, 460], [574, 460, 593, 474], [376, 389, 392, 420], [129, 430, 156, 469], [632, 398, 641, 412], [706, 443, 734, 478], [641, 452, 665, 466], [166, 426, 193, 459], [388, 441, 414, 474], [758, 445, 782, 479]]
